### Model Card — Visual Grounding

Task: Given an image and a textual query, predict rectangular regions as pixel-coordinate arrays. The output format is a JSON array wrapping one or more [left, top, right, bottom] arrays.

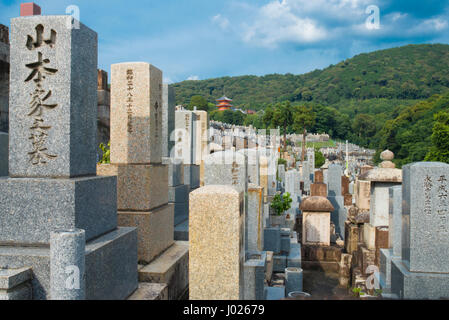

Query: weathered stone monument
[[0, 14, 137, 300], [327, 164, 346, 239], [300, 197, 334, 246], [97, 61, 188, 300], [391, 162, 449, 299], [189, 185, 244, 300]]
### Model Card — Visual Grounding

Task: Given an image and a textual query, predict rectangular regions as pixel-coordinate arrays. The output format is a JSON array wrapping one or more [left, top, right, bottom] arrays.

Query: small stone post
[[50, 229, 86, 300]]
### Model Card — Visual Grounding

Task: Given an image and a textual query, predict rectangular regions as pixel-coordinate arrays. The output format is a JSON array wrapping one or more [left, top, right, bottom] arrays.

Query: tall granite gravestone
[[0, 132, 7, 176], [174, 110, 200, 189], [192, 109, 209, 186], [0, 15, 137, 300], [238, 148, 260, 186], [248, 184, 264, 252], [391, 162, 449, 299], [0, 24, 9, 133], [189, 185, 244, 300], [302, 161, 311, 194], [204, 150, 248, 250], [380, 186, 402, 291], [327, 164, 346, 239], [162, 84, 175, 158], [98, 62, 174, 264], [307, 148, 315, 180]]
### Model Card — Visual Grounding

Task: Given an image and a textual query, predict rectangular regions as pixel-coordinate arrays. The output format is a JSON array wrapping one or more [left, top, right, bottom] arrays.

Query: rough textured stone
[[0, 176, 117, 245], [127, 283, 168, 300], [370, 182, 399, 227], [391, 259, 449, 300], [356, 180, 371, 210], [302, 211, 331, 246], [204, 151, 247, 193], [9, 16, 98, 178], [243, 255, 266, 300], [300, 196, 334, 212], [97, 163, 168, 211], [248, 184, 264, 252], [0, 267, 32, 290], [138, 241, 189, 300], [359, 168, 402, 183], [0, 132, 7, 176], [50, 229, 85, 300], [189, 185, 244, 300], [402, 162, 449, 273], [162, 84, 175, 158], [110, 62, 162, 165], [0, 227, 138, 300], [311, 183, 327, 197], [314, 170, 324, 183], [118, 204, 174, 264]]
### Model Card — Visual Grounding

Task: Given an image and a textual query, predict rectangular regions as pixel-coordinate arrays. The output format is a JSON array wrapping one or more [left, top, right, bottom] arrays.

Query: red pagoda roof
[[216, 96, 232, 102]]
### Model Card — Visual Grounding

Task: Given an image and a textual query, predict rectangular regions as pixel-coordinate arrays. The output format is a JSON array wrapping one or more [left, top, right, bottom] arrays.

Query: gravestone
[[314, 170, 324, 183], [238, 148, 260, 186], [162, 84, 175, 158], [327, 164, 346, 238], [189, 185, 244, 300], [0, 132, 7, 176], [300, 197, 334, 246], [174, 110, 196, 165], [247, 184, 264, 252], [302, 162, 311, 193], [192, 109, 209, 186], [327, 164, 342, 197], [98, 61, 173, 265], [0, 24, 8, 133], [391, 162, 449, 299], [0, 15, 137, 300]]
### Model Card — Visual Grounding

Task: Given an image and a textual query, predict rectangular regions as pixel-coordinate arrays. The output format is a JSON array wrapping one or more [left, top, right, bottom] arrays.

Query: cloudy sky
[[1, 0, 448, 83]]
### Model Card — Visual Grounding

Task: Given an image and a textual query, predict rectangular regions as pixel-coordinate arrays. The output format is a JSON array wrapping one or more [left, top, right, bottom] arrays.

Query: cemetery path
[[302, 270, 357, 300]]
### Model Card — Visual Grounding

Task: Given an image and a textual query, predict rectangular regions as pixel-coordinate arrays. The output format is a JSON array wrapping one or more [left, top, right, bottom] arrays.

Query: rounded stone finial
[[380, 149, 394, 161], [299, 196, 334, 212]]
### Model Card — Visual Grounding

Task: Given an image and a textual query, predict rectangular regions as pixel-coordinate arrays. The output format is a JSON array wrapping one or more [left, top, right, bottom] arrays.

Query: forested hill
[[172, 44, 449, 109]]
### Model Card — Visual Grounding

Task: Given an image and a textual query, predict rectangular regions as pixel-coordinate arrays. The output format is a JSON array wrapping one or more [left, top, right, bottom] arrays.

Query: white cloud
[[212, 14, 230, 30], [187, 75, 200, 81]]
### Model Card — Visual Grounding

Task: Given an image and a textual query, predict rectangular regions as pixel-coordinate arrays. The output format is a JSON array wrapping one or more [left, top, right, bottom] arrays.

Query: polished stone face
[[174, 110, 196, 165], [9, 16, 98, 178], [110, 62, 162, 165], [327, 164, 343, 196], [402, 162, 449, 274]]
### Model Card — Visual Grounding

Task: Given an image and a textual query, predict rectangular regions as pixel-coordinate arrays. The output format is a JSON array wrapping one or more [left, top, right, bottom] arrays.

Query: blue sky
[[1, 0, 449, 83]]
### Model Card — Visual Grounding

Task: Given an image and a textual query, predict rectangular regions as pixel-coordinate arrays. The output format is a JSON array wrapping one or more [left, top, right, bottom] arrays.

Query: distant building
[[216, 96, 233, 111]]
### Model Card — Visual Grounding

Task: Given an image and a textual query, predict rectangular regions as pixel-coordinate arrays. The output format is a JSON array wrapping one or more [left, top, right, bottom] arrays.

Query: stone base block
[[127, 283, 168, 300], [138, 241, 189, 300], [363, 223, 376, 250], [244, 256, 266, 300], [184, 164, 200, 189], [0, 132, 7, 177], [0, 176, 117, 245], [174, 201, 189, 226], [358, 245, 376, 276], [118, 204, 174, 264], [174, 219, 189, 241], [0, 267, 32, 300], [163, 157, 184, 187], [287, 243, 301, 268], [169, 184, 189, 203], [391, 259, 449, 300], [380, 248, 394, 290], [97, 163, 168, 211], [265, 286, 285, 300], [273, 255, 287, 273], [0, 227, 138, 300], [263, 227, 281, 254]]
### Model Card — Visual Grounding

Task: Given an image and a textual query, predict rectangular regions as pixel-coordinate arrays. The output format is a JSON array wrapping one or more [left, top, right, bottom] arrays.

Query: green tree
[[189, 95, 209, 111], [271, 101, 294, 155], [315, 149, 326, 168], [292, 105, 316, 162], [425, 111, 449, 163]]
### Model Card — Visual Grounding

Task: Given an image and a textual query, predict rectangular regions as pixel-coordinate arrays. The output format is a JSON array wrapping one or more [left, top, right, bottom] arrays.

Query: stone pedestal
[[300, 197, 334, 246]]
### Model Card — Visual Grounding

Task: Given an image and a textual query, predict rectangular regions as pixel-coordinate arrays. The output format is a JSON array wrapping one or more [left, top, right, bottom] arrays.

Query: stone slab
[[174, 219, 189, 241], [168, 184, 189, 203], [163, 157, 184, 187], [139, 241, 189, 300], [0, 267, 32, 290], [0, 283, 32, 300], [110, 62, 162, 164], [162, 84, 175, 158], [184, 164, 200, 189], [189, 185, 244, 300], [0, 176, 117, 245], [263, 227, 281, 255], [370, 182, 398, 227], [0, 227, 138, 300], [174, 201, 189, 226], [97, 163, 168, 211], [402, 162, 449, 273], [127, 282, 168, 300], [9, 16, 98, 178], [118, 204, 174, 264], [391, 259, 449, 300], [0, 132, 7, 176], [248, 184, 264, 252], [174, 110, 196, 164], [243, 256, 266, 300], [265, 286, 285, 300], [389, 186, 402, 257]]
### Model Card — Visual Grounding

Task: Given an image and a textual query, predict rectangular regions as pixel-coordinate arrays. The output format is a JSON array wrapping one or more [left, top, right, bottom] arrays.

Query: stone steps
[[0, 267, 32, 300], [138, 241, 189, 300]]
